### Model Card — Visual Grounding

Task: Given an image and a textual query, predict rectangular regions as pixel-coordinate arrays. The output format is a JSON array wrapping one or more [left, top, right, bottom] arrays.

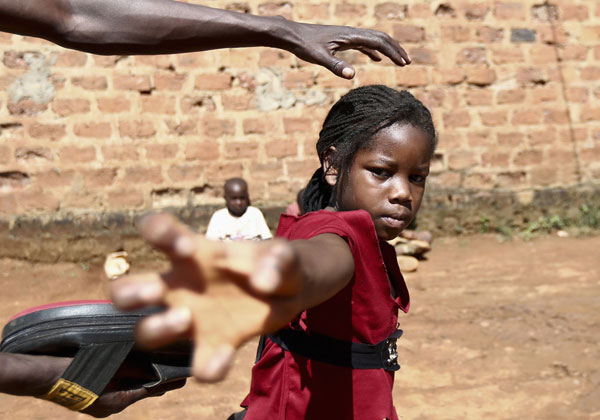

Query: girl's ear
[[322, 147, 338, 187]]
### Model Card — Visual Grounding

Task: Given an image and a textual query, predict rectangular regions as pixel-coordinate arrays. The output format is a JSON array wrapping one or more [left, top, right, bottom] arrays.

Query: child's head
[[224, 178, 250, 217], [301, 85, 437, 240]]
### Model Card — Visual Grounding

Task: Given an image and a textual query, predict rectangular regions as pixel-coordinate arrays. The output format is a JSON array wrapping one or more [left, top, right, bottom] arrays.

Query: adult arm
[[110, 213, 355, 380], [0, 0, 410, 78], [0, 353, 185, 417]]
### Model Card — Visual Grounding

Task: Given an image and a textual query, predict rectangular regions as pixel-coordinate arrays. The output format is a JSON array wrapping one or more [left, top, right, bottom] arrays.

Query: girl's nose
[[389, 177, 411, 203]]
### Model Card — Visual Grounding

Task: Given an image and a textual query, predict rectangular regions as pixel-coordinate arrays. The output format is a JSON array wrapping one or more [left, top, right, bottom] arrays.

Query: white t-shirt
[[205, 206, 272, 241]]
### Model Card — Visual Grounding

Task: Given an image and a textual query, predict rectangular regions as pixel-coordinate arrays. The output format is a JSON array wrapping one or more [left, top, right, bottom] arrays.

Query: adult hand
[[110, 213, 303, 383], [283, 19, 411, 79]]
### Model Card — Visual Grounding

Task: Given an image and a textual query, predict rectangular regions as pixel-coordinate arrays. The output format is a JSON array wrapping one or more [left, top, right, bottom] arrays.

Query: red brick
[[108, 190, 145, 208], [516, 67, 548, 85], [579, 108, 600, 122], [243, 118, 267, 134], [408, 48, 437, 65], [93, 55, 127, 67], [71, 76, 107, 90], [494, 2, 525, 20], [7, 99, 47, 116], [561, 4, 589, 20], [581, 67, 600, 80], [284, 71, 315, 89], [497, 131, 524, 147], [481, 151, 510, 168], [393, 25, 426, 43], [224, 141, 260, 159], [476, 26, 504, 43], [466, 131, 491, 147], [531, 45, 558, 65], [497, 89, 525, 104], [146, 144, 179, 160], [203, 118, 235, 138], [176, 51, 216, 68], [221, 93, 253, 111], [457, 47, 488, 64], [73, 122, 111, 138], [416, 89, 445, 109], [119, 120, 156, 138], [0, 194, 17, 213], [195, 73, 233, 90], [298, 3, 330, 20], [184, 142, 220, 161], [141, 95, 176, 114], [3, 50, 37, 69], [266, 140, 298, 158], [437, 132, 463, 148], [448, 150, 478, 170], [561, 45, 589, 61], [34, 169, 74, 188], [15, 147, 53, 162], [463, 172, 494, 189], [466, 67, 496, 86], [408, 3, 430, 18], [531, 86, 558, 103], [0, 146, 11, 164], [62, 192, 101, 209], [97, 97, 131, 113], [258, 2, 294, 18], [580, 146, 600, 165], [82, 168, 117, 188], [497, 171, 527, 188], [258, 49, 293, 68], [54, 50, 87, 67], [491, 46, 524, 64], [479, 110, 507, 126], [544, 108, 570, 124], [283, 118, 312, 134], [375, 3, 407, 20], [167, 164, 204, 182], [16, 190, 60, 212], [334, 3, 367, 19], [28, 123, 66, 140], [530, 167, 557, 186], [134, 55, 173, 69], [316, 71, 354, 89], [514, 149, 543, 166], [441, 25, 470, 43], [154, 73, 187, 91], [427, 172, 461, 188], [443, 110, 471, 128], [52, 98, 90, 116], [435, 68, 465, 85], [464, 89, 492, 106], [565, 87, 588, 103], [529, 128, 557, 146], [113, 74, 152, 91], [396, 66, 429, 87], [102, 145, 140, 161], [464, 4, 490, 20], [165, 119, 198, 136], [59, 146, 96, 163], [249, 161, 285, 181], [180, 95, 216, 113], [512, 110, 543, 125], [205, 162, 243, 181], [124, 167, 163, 185]]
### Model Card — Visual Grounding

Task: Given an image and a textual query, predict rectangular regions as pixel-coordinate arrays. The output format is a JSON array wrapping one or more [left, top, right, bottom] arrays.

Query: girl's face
[[336, 123, 432, 241]]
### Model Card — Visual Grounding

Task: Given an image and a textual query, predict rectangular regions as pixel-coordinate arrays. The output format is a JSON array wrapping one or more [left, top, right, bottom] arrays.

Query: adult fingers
[[110, 272, 167, 310], [355, 47, 382, 62], [135, 306, 192, 349], [347, 29, 411, 66]]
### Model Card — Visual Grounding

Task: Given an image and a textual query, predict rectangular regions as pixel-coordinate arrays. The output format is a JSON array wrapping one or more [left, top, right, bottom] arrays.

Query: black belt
[[267, 328, 402, 371]]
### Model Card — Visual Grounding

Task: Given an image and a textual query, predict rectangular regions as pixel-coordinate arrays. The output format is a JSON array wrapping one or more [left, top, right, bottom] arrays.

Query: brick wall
[[1, 0, 599, 259]]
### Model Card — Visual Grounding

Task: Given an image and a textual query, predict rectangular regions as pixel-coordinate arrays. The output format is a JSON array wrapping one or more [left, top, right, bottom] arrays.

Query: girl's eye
[[369, 168, 390, 178], [410, 174, 427, 184]]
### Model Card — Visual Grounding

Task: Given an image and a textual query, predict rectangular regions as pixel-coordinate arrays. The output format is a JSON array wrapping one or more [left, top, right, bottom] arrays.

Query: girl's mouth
[[380, 216, 406, 229]]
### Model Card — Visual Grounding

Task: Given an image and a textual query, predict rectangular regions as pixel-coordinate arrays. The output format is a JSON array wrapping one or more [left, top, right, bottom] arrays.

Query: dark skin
[[0, 353, 185, 417], [110, 124, 433, 382], [224, 180, 250, 218], [0, 0, 411, 79]]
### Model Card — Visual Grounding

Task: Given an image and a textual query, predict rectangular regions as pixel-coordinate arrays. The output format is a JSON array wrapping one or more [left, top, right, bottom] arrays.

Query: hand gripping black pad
[[1, 301, 192, 411]]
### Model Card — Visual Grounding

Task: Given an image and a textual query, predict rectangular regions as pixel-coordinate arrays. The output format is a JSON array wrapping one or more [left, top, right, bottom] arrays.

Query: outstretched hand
[[285, 19, 411, 79], [110, 213, 303, 382]]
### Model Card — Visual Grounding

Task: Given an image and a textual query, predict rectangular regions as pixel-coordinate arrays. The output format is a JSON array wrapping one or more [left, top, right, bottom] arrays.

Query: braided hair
[[301, 85, 437, 213]]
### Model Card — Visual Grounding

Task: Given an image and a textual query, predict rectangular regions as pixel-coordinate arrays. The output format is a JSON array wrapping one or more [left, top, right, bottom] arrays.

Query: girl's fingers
[[110, 273, 168, 310], [250, 241, 300, 296], [135, 307, 193, 349], [137, 213, 198, 259], [190, 342, 235, 382]]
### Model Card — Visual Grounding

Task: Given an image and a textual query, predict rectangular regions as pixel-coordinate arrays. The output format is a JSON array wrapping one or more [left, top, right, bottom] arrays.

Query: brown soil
[[0, 234, 599, 420]]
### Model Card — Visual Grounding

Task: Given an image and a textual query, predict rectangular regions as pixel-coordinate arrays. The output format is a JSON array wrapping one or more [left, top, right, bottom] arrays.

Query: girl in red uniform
[[111, 85, 437, 420]]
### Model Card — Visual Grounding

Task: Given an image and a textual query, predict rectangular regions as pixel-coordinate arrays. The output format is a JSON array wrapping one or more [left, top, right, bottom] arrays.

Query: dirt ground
[[0, 233, 599, 420]]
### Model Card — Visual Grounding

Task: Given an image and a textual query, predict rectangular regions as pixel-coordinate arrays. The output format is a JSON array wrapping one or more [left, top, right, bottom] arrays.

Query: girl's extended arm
[[0, 0, 410, 78], [110, 213, 355, 381]]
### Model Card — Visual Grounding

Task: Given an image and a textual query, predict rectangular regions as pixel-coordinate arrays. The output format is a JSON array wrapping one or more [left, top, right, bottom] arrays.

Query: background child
[[111, 85, 437, 420], [205, 178, 272, 241]]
